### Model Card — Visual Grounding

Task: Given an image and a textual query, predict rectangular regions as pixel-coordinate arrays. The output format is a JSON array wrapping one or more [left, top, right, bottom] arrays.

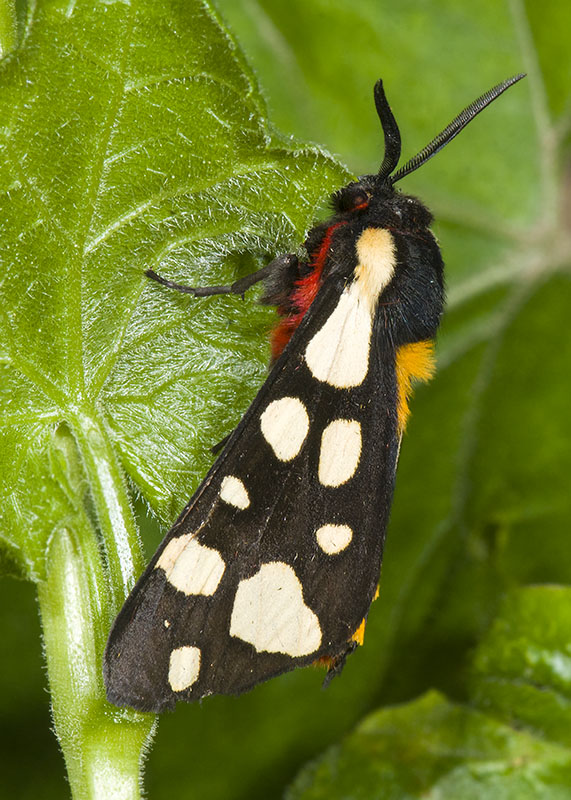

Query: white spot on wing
[[316, 524, 353, 554], [230, 562, 321, 657], [318, 419, 362, 487], [156, 534, 225, 596], [168, 646, 201, 692], [220, 475, 250, 509], [305, 227, 396, 389], [260, 397, 309, 461]]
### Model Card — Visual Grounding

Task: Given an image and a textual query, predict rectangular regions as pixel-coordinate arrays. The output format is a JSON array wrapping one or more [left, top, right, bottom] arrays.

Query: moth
[[104, 74, 524, 712]]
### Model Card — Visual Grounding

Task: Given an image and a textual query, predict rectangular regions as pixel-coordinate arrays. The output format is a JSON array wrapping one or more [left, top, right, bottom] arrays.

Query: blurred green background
[[1, 0, 570, 798]]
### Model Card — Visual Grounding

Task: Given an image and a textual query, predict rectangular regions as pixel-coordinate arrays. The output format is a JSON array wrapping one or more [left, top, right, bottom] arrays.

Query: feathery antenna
[[388, 74, 525, 185]]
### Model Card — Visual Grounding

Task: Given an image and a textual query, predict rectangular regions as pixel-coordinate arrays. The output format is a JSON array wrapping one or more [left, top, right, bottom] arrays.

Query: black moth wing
[[104, 258, 401, 712], [103, 72, 524, 713]]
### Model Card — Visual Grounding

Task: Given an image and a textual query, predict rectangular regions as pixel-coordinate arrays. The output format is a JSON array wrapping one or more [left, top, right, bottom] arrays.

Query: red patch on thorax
[[270, 221, 347, 360]]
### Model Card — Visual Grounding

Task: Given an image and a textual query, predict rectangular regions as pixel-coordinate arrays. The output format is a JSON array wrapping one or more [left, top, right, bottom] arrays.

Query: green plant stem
[[73, 410, 146, 616], [37, 413, 155, 799], [0, 0, 16, 58], [39, 524, 155, 799]]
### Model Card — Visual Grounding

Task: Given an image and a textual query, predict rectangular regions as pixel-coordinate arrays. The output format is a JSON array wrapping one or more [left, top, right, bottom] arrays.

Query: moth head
[[332, 73, 525, 217]]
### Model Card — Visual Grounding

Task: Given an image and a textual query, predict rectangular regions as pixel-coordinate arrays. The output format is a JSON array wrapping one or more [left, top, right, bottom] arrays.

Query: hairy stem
[[37, 416, 155, 799]]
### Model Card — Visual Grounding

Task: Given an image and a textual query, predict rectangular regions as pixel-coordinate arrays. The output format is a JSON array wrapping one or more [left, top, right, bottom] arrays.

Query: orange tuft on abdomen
[[395, 340, 436, 434]]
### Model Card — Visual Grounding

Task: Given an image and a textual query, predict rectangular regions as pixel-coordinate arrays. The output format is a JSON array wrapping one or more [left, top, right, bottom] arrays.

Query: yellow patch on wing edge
[[315, 583, 382, 670], [350, 585, 380, 648], [351, 618, 367, 647], [395, 340, 436, 434]]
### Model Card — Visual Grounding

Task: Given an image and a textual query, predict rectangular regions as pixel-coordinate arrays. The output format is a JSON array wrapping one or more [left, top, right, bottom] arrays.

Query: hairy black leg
[[146, 254, 299, 299]]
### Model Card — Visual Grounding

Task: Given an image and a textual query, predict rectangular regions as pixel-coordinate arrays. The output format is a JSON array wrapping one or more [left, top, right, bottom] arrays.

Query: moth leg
[[321, 641, 359, 688], [211, 432, 231, 456], [146, 254, 299, 299], [316, 608, 374, 687]]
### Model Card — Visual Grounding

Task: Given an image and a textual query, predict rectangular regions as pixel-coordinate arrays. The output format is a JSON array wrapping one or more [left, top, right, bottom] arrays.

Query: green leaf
[[287, 690, 571, 800], [0, 0, 17, 58], [289, 587, 571, 799], [0, 0, 345, 795], [471, 586, 571, 748], [0, 0, 345, 581]]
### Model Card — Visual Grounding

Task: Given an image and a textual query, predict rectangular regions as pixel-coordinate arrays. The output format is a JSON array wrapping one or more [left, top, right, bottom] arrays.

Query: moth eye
[[348, 191, 369, 210], [334, 188, 370, 213]]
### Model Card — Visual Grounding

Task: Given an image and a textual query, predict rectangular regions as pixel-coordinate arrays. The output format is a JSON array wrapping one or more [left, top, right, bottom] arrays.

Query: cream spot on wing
[[220, 475, 250, 509], [315, 524, 353, 554], [318, 419, 362, 487], [305, 284, 372, 388], [156, 534, 225, 595], [354, 227, 396, 310], [168, 646, 201, 692], [260, 397, 309, 461], [164, 619, 171, 628], [305, 227, 396, 389], [230, 562, 321, 657]]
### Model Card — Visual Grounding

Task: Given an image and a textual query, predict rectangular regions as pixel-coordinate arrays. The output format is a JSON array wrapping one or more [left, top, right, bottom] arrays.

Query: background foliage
[[0, 0, 569, 798]]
